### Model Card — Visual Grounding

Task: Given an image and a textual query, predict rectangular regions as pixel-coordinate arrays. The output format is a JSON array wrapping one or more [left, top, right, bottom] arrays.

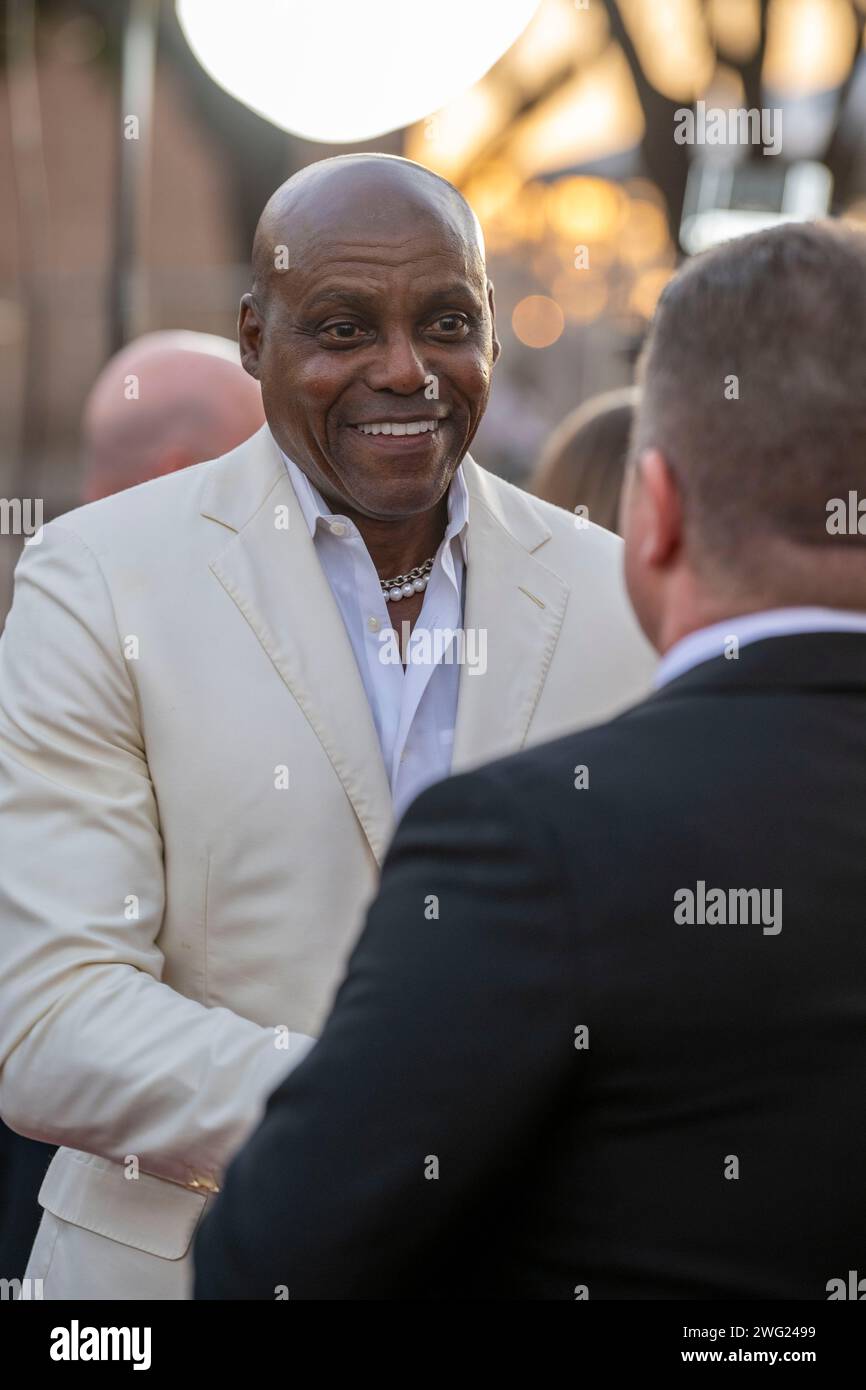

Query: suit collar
[[656, 607, 866, 689], [204, 428, 395, 863], [450, 456, 567, 773], [650, 631, 866, 701], [460, 453, 552, 556], [199, 423, 285, 534]]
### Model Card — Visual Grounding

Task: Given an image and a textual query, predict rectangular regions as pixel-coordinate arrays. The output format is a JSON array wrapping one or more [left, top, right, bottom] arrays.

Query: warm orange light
[[706, 0, 761, 63], [531, 244, 569, 284], [505, 0, 609, 91], [509, 182, 550, 243], [551, 271, 609, 324], [623, 178, 668, 210], [617, 0, 715, 101], [404, 83, 509, 180], [616, 200, 672, 267], [512, 294, 565, 348], [629, 267, 675, 321], [764, 0, 857, 95], [546, 176, 627, 242], [462, 162, 524, 226], [510, 43, 645, 176]]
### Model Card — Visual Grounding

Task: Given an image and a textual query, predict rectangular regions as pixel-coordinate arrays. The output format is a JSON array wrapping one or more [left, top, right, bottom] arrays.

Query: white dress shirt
[[656, 606, 866, 688], [281, 447, 469, 821]]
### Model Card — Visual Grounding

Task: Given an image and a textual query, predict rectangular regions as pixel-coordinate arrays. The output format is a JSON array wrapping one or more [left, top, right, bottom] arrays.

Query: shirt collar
[[655, 606, 866, 688], [280, 451, 331, 539], [280, 443, 469, 564], [443, 461, 470, 563]]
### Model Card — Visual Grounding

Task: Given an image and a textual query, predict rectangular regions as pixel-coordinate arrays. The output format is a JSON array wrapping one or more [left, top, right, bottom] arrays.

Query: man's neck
[[652, 542, 866, 657], [340, 497, 450, 585], [655, 594, 774, 657], [657, 597, 866, 657], [654, 603, 866, 688]]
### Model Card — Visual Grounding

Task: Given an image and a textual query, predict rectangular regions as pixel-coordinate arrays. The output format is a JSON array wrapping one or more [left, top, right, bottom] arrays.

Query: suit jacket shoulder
[[41, 428, 282, 565], [462, 454, 626, 579]]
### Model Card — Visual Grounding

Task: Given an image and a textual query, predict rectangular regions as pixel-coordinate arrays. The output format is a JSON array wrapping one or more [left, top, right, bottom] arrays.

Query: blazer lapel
[[452, 456, 570, 773], [201, 426, 394, 863]]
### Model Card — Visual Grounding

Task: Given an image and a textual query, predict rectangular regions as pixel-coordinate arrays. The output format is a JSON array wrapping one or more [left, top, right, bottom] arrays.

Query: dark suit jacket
[[0, 1125, 54, 1281], [194, 633, 866, 1299]]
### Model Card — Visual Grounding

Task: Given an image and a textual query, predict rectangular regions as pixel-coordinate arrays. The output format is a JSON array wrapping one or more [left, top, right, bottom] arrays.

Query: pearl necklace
[[380, 556, 435, 603]]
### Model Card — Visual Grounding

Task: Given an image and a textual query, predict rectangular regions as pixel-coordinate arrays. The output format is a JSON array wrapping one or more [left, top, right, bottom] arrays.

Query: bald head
[[239, 154, 499, 525], [251, 155, 486, 308], [82, 331, 265, 501]]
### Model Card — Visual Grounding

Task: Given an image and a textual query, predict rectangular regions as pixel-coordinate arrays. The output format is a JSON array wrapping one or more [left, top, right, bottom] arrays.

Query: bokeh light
[[512, 295, 566, 347]]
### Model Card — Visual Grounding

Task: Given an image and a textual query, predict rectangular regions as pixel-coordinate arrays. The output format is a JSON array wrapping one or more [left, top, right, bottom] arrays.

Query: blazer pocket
[[38, 1147, 208, 1261]]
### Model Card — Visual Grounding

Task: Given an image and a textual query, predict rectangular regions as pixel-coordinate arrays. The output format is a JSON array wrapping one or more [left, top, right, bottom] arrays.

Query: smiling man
[[0, 154, 653, 1301]]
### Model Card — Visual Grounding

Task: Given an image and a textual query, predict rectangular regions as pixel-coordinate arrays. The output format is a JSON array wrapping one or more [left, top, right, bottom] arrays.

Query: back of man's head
[[624, 220, 866, 649], [82, 331, 266, 502]]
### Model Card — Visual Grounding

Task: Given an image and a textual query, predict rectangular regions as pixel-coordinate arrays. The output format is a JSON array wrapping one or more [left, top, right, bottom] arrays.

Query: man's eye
[[431, 314, 469, 335], [322, 322, 364, 341]]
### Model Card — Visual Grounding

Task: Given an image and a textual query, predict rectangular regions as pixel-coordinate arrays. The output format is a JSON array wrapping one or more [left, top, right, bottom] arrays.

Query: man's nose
[[365, 331, 429, 395]]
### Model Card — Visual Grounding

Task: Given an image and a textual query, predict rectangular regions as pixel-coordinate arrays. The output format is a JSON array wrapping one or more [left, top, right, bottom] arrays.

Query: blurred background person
[[529, 385, 637, 533], [82, 330, 265, 500]]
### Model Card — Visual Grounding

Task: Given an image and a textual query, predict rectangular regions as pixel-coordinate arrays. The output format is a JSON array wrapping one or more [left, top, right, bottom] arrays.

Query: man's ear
[[487, 280, 501, 364], [637, 447, 683, 569], [238, 293, 264, 380]]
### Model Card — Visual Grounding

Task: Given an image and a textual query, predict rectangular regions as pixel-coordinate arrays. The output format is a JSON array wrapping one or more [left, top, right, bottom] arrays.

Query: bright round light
[[176, 0, 541, 144], [512, 295, 564, 349]]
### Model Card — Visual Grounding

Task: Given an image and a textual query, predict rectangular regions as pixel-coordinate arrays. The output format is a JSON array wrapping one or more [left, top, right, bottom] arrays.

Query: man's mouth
[[351, 420, 440, 437]]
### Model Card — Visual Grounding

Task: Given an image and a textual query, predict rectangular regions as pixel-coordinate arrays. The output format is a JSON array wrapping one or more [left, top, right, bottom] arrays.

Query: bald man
[[82, 331, 265, 500], [0, 155, 653, 1301]]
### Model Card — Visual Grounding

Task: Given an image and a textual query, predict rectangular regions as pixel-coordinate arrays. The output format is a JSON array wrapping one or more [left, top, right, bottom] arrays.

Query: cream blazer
[[0, 425, 655, 1297]]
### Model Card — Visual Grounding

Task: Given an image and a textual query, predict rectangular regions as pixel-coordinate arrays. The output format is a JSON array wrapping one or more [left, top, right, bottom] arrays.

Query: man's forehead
[[285, 162, 472, 226], [291, 229, 481, 279], [255, 161, 485, 287], [295, 273, 485, 318], [263, 228, 487, 312], [281, 204, 479, 262]]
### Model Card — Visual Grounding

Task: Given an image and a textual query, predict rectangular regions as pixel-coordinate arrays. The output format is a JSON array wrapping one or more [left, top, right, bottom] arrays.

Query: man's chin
[[342, 477, 454, 522], [329, 438, 460, 519]]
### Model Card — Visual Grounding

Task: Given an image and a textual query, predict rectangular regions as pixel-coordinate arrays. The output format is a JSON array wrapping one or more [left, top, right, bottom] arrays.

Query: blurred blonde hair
[[529, 386, 638, 536]]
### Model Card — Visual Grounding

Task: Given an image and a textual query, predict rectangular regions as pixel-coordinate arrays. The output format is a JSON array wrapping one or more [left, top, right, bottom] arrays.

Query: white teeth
[[355, 420, 439, 436]]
